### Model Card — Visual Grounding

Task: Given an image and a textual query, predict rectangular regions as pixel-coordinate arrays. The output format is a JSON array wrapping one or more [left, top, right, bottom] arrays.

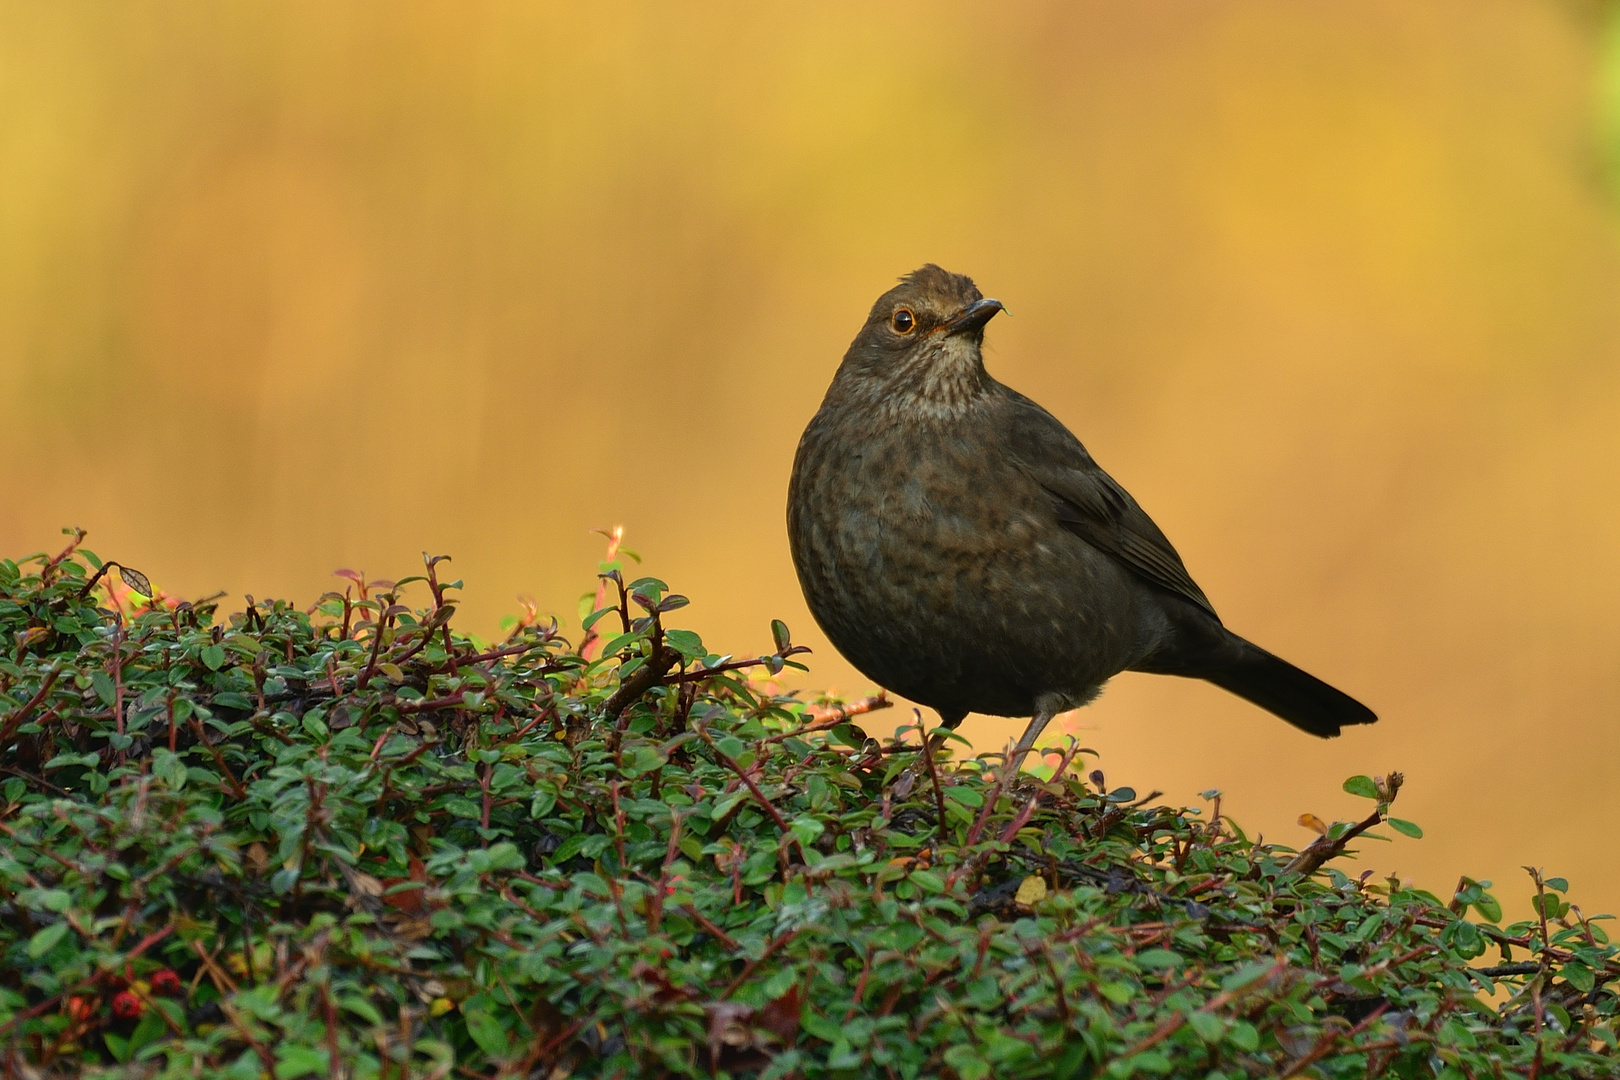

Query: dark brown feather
[[1001, 389, 1217, 619]]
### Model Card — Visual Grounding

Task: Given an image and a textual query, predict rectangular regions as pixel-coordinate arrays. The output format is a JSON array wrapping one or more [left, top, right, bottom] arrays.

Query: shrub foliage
[[0, 530, 1616, 1078]]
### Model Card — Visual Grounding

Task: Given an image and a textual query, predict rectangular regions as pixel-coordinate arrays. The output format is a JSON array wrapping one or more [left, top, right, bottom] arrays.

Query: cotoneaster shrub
[[0, 529, 1616, 1079]]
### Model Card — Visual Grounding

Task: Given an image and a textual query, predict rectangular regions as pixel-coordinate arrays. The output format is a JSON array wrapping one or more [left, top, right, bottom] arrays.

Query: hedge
[[0, 529, 1615, 1078]]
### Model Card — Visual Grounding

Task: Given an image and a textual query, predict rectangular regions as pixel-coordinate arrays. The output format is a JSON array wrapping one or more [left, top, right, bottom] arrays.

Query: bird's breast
[[790, 410, 1079, 633], [788, 402, 1148, 715]]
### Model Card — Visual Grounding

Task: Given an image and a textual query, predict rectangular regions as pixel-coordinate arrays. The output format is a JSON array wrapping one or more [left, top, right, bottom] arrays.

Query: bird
[[787, 265, 1376, 763]]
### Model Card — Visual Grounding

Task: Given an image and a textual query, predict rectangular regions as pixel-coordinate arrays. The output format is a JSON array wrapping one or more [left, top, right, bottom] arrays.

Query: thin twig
[[1278, 1002, 1391, 1078], [0, 666, 61, 748], [678, 904, 740, 950], [601, 645, 680, 722], [720, 929, 802, 999], [1282, 807, 1384, 878], [665, 646, 811, 684], [695, 724, 795, 840], [187, 714, 247, 799], [1114, 957, 1287, 1061], [760, 694, 891, 747]]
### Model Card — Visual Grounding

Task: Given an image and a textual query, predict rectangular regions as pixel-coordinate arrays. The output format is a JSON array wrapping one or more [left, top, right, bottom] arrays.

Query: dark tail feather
[[1203, 640, 1377, 738]]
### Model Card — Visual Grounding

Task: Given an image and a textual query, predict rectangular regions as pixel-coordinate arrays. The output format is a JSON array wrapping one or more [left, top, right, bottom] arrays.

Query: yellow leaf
[[1298, 813, 1329, 836], [429, 997, 455, 1017], [1015, 875, 1048, 907], [378, 663, 405, 683]]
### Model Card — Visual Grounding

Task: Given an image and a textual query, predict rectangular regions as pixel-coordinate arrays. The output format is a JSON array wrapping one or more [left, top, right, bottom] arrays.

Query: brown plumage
[[787, 265, 1376, 757]]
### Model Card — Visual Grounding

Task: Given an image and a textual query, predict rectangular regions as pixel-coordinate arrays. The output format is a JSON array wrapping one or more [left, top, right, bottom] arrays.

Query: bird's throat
[[882, 337, 991, 423]]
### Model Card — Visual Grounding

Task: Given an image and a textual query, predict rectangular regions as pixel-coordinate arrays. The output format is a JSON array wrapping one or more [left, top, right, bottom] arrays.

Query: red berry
[[150, 969, 183, 998], [111, 990, 144, 1020], [67, 996, 96, 1023]]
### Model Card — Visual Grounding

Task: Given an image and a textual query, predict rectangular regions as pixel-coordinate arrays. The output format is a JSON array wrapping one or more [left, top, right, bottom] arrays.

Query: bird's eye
[[891, 308, 916, 334]]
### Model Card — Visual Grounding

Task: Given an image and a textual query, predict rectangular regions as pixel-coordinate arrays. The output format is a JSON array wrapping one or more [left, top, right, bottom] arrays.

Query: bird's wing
[[1001, 388, 1219, 620]]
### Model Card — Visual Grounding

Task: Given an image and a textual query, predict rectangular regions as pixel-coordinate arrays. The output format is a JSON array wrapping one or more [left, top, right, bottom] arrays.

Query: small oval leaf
[[1343, 775, 1379, 799], [117, 566, 152, 597], [1387, 817, 1423, 839]]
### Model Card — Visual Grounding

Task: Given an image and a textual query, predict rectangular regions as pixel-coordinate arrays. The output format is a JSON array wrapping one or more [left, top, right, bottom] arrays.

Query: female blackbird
[[787, 265, 1376, 759]]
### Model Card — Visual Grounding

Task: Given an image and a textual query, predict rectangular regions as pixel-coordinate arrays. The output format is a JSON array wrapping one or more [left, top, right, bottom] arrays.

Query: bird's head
[[832, 265, 1005, 413]]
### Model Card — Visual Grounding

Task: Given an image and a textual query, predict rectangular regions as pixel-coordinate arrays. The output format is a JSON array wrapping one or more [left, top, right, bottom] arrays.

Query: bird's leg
[[1007, 698, 1062, 773]]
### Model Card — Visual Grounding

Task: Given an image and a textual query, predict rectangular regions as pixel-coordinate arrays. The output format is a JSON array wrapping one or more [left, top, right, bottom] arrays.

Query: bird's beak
[[943, 297, 1005, 336]]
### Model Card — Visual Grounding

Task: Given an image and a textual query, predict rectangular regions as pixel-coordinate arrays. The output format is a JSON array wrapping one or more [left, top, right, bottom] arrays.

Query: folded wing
[[1001, 388, 1218, 620]]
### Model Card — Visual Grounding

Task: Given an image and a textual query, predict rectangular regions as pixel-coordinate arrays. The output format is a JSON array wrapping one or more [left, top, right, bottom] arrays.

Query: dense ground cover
[[0, 530, 1615, 1078]]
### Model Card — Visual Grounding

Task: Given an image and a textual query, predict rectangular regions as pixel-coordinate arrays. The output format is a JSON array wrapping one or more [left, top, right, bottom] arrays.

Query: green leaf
[[43, 751, 100, 770], [770, 619, 792, 652], [1342, 775, 1379, 799], [1220, 961, 1274, 992], [1387, 818, 1423, 839], [663, 628, 705, 659], [274, 1044, 331, 1079], [572, 871, 611, 897], [790, 816, 825, 846], [760, 1050, 803, 1080], [550, 834, 586, 863], [1563, 961, 1596, 993], [1533, 893, 1569, 920], [1545, 877, 1569, 893], [829, 723, 862, 749], [800, 1011, 842, 1042], [581, 606, 618, 631], [340, 996, 384, 1024], [128, 1006, 166, 1054], [1097, 981, 1134, 1004], [152, 748, 187, 790], [224, 635, 263, 658], [1135, 948, 1183, 970], [1188, 1011, 1226, 1043], [761, 967, 797, 999], [27, 921, 69, 958], [91, 670, 116, 706], [942, 1045, 989, 1080], [599, 631, 640, 657], [29, 888, 72, 912], [464, 1010, 509, 1059]]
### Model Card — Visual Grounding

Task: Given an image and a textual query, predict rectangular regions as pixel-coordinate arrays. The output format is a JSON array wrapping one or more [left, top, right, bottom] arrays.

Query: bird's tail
[[1202, 638, 1377, 738]]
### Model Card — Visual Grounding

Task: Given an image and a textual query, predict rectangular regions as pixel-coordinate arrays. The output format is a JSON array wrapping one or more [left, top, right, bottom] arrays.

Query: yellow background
[[3, 3, 1618, 918]]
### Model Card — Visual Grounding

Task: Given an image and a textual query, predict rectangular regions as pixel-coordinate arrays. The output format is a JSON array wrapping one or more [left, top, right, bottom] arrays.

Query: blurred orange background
[[3, 2, 1618, 919]]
